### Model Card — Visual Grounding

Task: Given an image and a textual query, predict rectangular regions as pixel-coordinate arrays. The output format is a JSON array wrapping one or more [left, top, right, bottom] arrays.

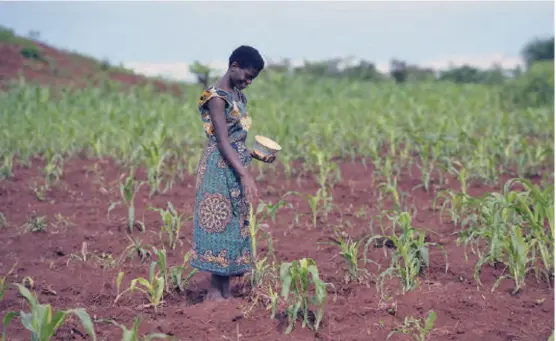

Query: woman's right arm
[[207, 97, 259, 203], [207, 97, 246, 177]]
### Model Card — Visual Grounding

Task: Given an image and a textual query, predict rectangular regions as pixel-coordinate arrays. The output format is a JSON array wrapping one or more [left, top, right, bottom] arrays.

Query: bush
[[501, 61, 554, 109], [20, 46, 44, 61]]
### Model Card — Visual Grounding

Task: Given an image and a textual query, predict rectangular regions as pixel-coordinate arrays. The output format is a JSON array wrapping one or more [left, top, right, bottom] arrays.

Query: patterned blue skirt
[[190, 141, 253, 276]]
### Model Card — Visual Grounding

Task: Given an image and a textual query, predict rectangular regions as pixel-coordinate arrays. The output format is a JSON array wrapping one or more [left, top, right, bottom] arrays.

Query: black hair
[[229, 45, 265, 72]]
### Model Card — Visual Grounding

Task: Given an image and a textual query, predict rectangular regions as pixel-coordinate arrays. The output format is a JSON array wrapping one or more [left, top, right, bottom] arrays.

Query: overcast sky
[[1, 1, 553, 82]]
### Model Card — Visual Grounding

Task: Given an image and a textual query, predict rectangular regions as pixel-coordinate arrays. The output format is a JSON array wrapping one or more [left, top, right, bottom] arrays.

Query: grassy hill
[[0, 27, 183, 94]]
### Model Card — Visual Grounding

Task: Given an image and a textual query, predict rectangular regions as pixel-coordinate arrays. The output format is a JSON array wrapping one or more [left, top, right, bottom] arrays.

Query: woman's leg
[[207, 274, 231, 300], [207, 273, 224, 300], [220, 275, 231, 298]]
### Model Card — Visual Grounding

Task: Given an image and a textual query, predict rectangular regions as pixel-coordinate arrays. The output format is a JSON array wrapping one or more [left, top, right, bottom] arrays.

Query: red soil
[[0, 156, 553, 341]]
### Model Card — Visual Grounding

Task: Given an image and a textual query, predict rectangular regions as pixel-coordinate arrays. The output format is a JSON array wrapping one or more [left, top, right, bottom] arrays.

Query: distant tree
[[501, 61, 554, 109], [27, 30, 41, 41], [189, 61, 212, 88], [521, 36, 554, 68], [438, 65, 507, 84], [439, 65, 480, 83], [266, 58, 292, 74], [390, 59, 408, 83], [405, 66, 436, 83], [342, 60, 385, 81], [294, 60, 330, 76], [100, 58, 111, 71]]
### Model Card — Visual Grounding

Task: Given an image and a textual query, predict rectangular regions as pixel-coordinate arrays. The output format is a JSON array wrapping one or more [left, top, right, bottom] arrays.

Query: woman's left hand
[[250, 149, 276, 164]]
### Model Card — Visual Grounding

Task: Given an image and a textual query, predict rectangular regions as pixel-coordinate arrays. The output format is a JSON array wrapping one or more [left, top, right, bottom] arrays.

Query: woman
[[190, 45, 275, 300]]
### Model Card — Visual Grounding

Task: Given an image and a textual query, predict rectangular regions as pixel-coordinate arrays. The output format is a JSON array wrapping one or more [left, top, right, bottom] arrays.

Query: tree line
[[190, 36, 554, 110]]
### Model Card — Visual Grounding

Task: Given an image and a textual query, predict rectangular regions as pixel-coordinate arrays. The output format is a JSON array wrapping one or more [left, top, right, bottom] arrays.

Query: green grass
[[0, 72, 552, 187]]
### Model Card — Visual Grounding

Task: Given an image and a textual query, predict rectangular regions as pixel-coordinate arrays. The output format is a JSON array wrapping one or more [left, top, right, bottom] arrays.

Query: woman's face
[[230, 62, 259, 90]]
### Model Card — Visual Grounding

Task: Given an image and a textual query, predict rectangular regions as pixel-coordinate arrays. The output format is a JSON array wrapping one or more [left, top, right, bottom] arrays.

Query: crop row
[[0, 76, 553, 188]]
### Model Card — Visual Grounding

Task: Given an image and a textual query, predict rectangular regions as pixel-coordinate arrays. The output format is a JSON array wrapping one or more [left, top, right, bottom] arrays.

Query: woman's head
[[228, 45, 265, 90]]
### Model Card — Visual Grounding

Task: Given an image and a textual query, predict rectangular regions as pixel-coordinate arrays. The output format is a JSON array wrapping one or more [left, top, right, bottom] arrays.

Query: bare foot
[[222, 282, 231, 299], [207, 274, 231, 301], [206, 287, 225, 301]]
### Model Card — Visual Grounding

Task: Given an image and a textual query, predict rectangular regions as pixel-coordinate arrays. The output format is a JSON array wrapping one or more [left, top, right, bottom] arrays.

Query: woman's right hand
[[241, 172, 259, 206]]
